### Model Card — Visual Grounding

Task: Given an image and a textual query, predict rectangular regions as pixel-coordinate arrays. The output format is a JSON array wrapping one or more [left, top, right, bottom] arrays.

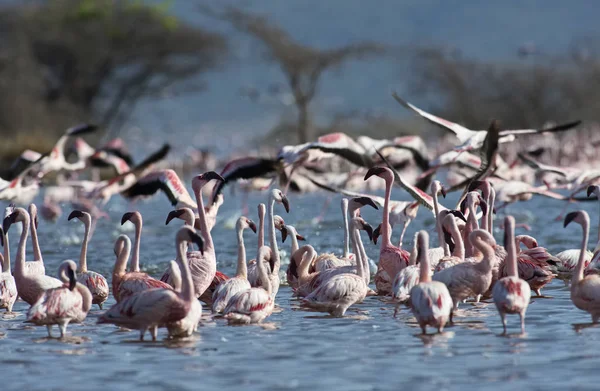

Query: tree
[[204, 6, 385, 143], [0, 0, 227, 162]]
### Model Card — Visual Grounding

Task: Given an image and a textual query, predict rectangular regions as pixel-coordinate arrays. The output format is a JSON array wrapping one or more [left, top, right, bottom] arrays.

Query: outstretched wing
[[500, 120, 582, 137], [212, 157, 280, 202], [121, 169, 195, 209]]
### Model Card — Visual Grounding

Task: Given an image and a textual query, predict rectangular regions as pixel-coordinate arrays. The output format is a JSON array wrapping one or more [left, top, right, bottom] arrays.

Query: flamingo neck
[[289, 227, 300, 254], [30, 217, 43, 263], [342, 200, 350, 258], [355, 226, 370, 285], [506, 225, 517, 277], [176, 241, 195, 302], [381, 173, 393, 248], [2, 231, 10, 275], [488, 189, 495, 234], [76, 282, 93, 312], [448, 220, 465, 259], [418, 244, 431, 284], [130, 219, 142, 272], [113, 243, 130, 278], [464, 206, 478, 257], [257, 246, 272, 295], [195, 182, 214, 250], [79, 216, 91, 273], [397, 220, 410, 249], [257, 207, 265, 248], [433, 193, 447, 255], [573, 220, 590, 284], [235, 225, 248, 278], [296, 245, 315, 283], [267, 195, 280, 272], [15, 216, 30, 275], [473, 238, 494, 271]]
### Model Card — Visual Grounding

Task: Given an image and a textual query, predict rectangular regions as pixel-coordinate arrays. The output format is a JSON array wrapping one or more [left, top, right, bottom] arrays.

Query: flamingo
[[564, 210, 600, 322], [391, 232, 421, 307], [67, 210, 109, 309], [163, 260, 203, 338], [282, 224, 306, 289], [212, 216, 257, 313], [302, 216, 369, 317], [364, 167, 410, 295], [432, 230, 496, 315], [0, 227, 17, 313], [111, 235, 171, 303], [99, 227, 205, 340], [27, 204, 46, 276], [407, 231, 453, 334], [26, 260, 92, 338], [435, 213, 467, 272], [493, 216, 531, 334], [3, 208, 62, 305], [223, 246, 275, 324]]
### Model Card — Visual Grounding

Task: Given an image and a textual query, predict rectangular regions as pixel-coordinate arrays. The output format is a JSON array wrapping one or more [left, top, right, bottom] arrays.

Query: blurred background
[[1, 0, 599, 170]]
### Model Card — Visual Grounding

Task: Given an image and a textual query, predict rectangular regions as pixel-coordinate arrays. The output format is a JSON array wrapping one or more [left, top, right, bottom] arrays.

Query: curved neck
[[76, 283, 93, 312], [488, 189, 495, 234], [342, 200, 350, 258], [257, 247, 272, 294], [15, 217, 30, 275], [235, 225, 248, 278], [30, 216, 42, 263], [78, 216, 91, 273], [380, 174, 393, 248], [288, 227, 300, 254], [446, 220, 465, 259], [355, 227, 370, 285], [113, 243, 130, 277], [574, 220, 590, 284], [2, 231, 10, 275], [195, 183, 214, 250], [176, 241, 194, 302], [296, 245, 315, 282], [130, 219, 142, 272], [267, 195, 280, 272], [473, 237, 494, 270]]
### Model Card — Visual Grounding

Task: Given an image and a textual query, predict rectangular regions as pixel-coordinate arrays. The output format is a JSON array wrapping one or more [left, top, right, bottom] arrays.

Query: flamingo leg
[[58, 322, 68, 338], [500, 312, 507, 334], [475, 294, 481, 303], [534, 288, 541, 296], [98, 302, 103, 310], [519, 312, 526, 334], [393, 304, 400, 318], [46, 325, 53, 338], [592, 314, 599, 324], [421, 325, 427, 335], [139, 328, 147, 341], [150, 325, 158, 341]]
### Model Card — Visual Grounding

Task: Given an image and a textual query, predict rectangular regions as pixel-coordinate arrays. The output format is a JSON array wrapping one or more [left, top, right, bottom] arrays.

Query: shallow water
[[2, 190, 600, 391]]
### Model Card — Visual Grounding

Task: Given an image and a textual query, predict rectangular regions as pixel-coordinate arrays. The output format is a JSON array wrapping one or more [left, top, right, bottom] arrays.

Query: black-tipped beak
[[362, 222, 374, 242], [503, 227, 509, 249], [165, 210, 184, 225], [440, 187, 447, 198], [296, 233, 305, 241], [248, 219, 257, 233], [588, 186, 596, 198], [564, 212, 578, 228], [281, 226, 288, 243], [364, 167, 385, 181], [0, 227, 3, 247], [353, 196, 378, 210], [479, 200, 488, 216], [372, 224, 381, 245], [3, 214, 14, 234], [202, 171, 225, 182], [281, 195, 290, 213], [449, 210, 467, 223], [121, 212, 134, 225], [443, 228, 455, 254], [34, 215, 38, 230], [459, 198, 468, 214], [190, 232, 205, 255], [68, 268, 77, 291], [68, 210, 84, 221]]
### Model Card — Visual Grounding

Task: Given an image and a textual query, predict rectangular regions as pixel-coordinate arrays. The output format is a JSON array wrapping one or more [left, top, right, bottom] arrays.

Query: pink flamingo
[[111, 234, 171, 303], [492, 216, 531, 334], [0, 227, 17, 313], [282, 224, 306, 289], [391, 232, 421, 306], [223, 246, 275, 324], [432, 229, 496, 316], [27, 260, 92, 338], [99, 227, 205, 340], [435, 213, 467, 272], [212, 216, 257, 313], [407, 231, 453, 334], [163, 260, 203, 338], [302, 217, 369, 317], [26, 204, 46, 276], [3, 208, 62, 305], [67, 210, 109, 309], [564, 210, 600, 322], [364, 167, 410, 295]]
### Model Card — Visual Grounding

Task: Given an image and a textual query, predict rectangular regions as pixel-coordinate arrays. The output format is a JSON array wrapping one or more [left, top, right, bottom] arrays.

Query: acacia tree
[[205, 7, 385, 143], [0, 0, 227, 160]]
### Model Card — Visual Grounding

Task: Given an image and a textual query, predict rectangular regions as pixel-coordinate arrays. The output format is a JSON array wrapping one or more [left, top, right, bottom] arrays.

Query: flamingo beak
[[247, 219, 257, 233], [34, 216, 39, 230], [440, 187, 447, 198], [68, 210, 84, 221], [364, 167, 386, 181], [449, 210, 467, 223], [372, 224, 381, 245], [121, 212, 135, 225], [587, 186, 597, 198], [443, 228, 455, 254], [68, 267, 77, 291], [0, 227, 3, 247], [296, 233, 305, 241], [362, 222, 374, 242], [3, 214, 15, 234], [281, 226, 288, 243], [202, 171, 225, 182], [479, 200, 488, 216], [281, 195, 290, 213], [459, 198, 468, 214], [353, 196, 378, 210], [189, 232, 205, 255], [165, 210, 185, 225], [564, 212, 579, 228]]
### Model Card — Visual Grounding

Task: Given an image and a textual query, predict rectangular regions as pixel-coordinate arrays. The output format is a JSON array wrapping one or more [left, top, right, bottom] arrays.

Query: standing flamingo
[[492, 216, 531, 334], [564, 210, 600, 322], [283, 224, 306, 289], [391, 232, 421, 306], [212, 216, 257, 313], [26, 204, 46, 276], [0, 227, 17, 313], [364, 167, 410, 295], [3, 208, 62, 305], [223, 246, 275, 324], [163, 260, 203, 338], [111, 235, 171, 303], [407, 231, 452, 334], [67, 210, 109, 309], [27, 260, 92, 338], [99, 227, 205, 340]]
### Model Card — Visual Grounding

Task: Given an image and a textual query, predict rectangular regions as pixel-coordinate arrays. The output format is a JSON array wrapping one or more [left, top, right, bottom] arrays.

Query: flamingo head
[[564, 210, 589, 229], [3, 207, 27, 233], [460, 192, 488, 217], [372, 223, 382, 244], [192, 171, 224, 194], [468, 180, 492, 199], [351, 216, 374, 242], [469, 229, 496, 248], [364, 166, 393, 182], [68, 210, 90, 223], [348, 197, 379, 214], [431, 180, 447, 198], [114, 235, 130, 257], [238, 216, 257, 233], [270, 189, 290, 213], [281, 225, 305, 243], [587, 185, 600, 199], [121, 211, 142, 226], [58, 260, 78, 291], [176, 226, 205, 255], [28, 203, 39, 229], [273, 215, 286, 233]]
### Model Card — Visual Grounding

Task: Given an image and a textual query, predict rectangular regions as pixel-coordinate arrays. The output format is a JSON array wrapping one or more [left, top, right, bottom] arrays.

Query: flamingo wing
[[122, 169, 195, 209], [500, 120, 582, 137]]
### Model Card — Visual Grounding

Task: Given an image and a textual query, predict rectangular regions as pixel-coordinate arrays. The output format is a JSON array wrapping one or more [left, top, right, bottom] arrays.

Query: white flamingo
[[492, 216, 531, 334], [67, 210, 109, 309], [0, 226, 17, 313], [27, 260, 92, 338]]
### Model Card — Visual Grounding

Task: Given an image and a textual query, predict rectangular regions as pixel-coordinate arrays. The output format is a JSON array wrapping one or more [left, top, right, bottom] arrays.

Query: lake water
[[1, 189, 600, 391]]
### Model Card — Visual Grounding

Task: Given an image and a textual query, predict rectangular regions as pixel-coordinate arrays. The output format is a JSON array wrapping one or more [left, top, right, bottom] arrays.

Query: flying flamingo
[[212, 216, 257, 313], [111, 234, 171, 303], [0, 227, 17, 313], [364, 167, 410, 295], [492, 216, 531, 334], [302, 217, 369, 317], [406, 231, 452, 334], [99, 227, 205, 340], [67, 210, 109, 309], [26, 260, 92, 338], [432, 229, 496, 316], [564, 210, 600, 322], [3, 208, 62, 305], [223, 246, 275, 324]]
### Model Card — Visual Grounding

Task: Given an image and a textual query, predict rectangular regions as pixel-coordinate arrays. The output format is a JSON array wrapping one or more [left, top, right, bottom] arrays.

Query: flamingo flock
[[1, 93, 600, 341]]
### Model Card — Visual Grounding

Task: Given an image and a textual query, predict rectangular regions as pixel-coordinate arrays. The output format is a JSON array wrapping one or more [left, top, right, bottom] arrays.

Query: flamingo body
[[302, 273, 367, 317], [212, 277, 251, 313], [223, 288, 274, 324], [77, 271, 109, 308], [409, 281, 453, 333]]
